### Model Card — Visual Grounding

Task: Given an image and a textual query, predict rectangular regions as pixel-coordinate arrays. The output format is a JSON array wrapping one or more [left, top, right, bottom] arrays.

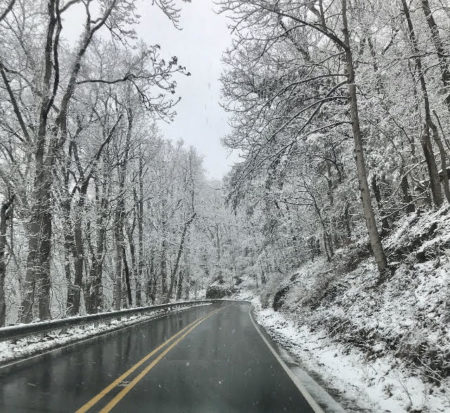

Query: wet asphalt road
[[0, 302, 317, 412]]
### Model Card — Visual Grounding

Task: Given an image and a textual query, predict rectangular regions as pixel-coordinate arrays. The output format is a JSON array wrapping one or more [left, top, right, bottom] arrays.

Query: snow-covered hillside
[[246, 207, 450, 412]]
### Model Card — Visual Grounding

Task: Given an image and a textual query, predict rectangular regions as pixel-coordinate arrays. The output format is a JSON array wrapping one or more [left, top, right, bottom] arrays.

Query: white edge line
[[248, 306, 325, 413]]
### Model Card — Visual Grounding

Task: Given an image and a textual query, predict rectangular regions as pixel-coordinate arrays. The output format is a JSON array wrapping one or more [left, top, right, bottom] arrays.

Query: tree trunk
[[343, 202, 352, 242], [184, 252, 191, 300], [311, 194, 333, 260], [0, 195, 14, 326], [260, 269, 266, 285], [214, 224, 222, 279], [371, 175, 390, 233], [421, 0, 450, 111], [20, 163, 53, 322], [122, 245, 132, 307], [85, 165, 108, 314], [166, 213, 196, 302], [20, 0, 58, 323], [86, 215, 106, 315], [136, 155, 144, 307], [342, 0, 388, 277], [70, 182, 88, 315], [147, 252, 156, 304], [400, 169, 416, 214], [128, 229, 138, 306], [430, 121, 450, 203], [126, 192, 139, 307], [176, 269, 184, 301], [113, 222, 124, 310], [401, 0, 443, 208], [62, 199, 77, 315], [177, 235, 190, 300], [160, 237, 167, 296], [113, 110, 132, 310], [160, 195, 168, 296]]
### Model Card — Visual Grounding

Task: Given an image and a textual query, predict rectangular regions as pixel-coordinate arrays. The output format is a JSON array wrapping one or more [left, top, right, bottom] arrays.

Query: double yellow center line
[[76, 307, 222, 413]]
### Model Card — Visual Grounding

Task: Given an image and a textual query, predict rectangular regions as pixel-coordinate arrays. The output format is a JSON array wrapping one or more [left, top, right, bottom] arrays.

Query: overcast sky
[[65, 1, 237, 180], [137, 1, 238, 180]]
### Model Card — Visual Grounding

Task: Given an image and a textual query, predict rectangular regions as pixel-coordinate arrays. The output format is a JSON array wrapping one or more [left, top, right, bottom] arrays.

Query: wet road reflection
[[0, 303, 316, 413]]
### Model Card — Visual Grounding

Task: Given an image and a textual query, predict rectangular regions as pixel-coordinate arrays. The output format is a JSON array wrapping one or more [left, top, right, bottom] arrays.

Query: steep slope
[[249, 206, 450, 412]]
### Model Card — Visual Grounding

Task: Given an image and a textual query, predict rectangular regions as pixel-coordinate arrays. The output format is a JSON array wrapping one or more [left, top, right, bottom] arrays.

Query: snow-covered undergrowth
[[0, 303, 210, 367], [254, 206, 450, 412]]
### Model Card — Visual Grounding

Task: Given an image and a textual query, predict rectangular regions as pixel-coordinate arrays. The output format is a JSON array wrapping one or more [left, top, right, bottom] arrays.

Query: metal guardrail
[[0, 299, 233, 342], [0, 299, 250, 342]]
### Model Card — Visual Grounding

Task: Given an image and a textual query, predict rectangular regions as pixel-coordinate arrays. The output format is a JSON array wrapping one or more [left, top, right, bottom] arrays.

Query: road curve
[[0, 302, 320, 412]]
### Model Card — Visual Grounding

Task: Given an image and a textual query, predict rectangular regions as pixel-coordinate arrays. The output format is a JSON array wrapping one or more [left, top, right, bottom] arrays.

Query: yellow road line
[[75, 314, 207, 413], [99, 307, 222, 413]]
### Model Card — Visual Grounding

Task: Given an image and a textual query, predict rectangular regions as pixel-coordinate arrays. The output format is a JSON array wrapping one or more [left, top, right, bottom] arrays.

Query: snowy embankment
[[251, 206, 450, 412], [0, 303, 210, 368]]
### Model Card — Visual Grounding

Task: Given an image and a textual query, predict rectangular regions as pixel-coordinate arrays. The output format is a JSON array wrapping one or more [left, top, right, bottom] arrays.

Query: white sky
[[137, 1, 238, 180], [64, 0, 237, 180]]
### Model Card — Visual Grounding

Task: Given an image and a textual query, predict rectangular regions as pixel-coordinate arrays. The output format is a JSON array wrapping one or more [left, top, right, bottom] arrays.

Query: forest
[[217, 1, 449, 410], [0, 0, 250, 325], [219, 0, 450, 277], [0, 0, 448, 410]]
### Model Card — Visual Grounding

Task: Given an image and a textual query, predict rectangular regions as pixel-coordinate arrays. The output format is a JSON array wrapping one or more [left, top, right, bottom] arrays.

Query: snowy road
[[0, 302, 320, 412]]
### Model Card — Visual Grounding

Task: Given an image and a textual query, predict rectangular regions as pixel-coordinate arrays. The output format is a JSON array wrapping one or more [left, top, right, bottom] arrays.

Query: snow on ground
[[276, 345, 346, 413], [253, 298, 449, 413], [0, 303, 210, 367], [249, 207, 450, 413]]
